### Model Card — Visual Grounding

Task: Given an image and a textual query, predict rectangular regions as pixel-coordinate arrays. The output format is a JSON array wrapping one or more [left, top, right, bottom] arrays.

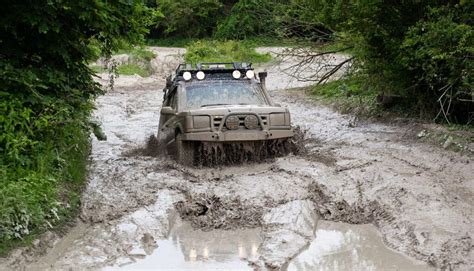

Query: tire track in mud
[[1, 47, 472, 270]]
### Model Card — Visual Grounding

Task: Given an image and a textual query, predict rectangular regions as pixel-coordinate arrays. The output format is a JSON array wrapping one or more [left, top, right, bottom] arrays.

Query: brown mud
[[0, 47, 472, 271]]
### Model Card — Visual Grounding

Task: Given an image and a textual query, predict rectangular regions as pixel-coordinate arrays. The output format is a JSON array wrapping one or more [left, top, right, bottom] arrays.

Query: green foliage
[[90, 47, 156, 77], [146, 37, 199, 47], [310, 76, 379, 116], [128, 47, 157, 62], [148, 0, 224, 38], [0, 95, 91, 244], [278, 0, 351, 41], [117, 64, 150, 77], [214, 0, 278, 39], [348, 1, 473, 123], [117, 47, 156, 77], [400, 4, 473, 122], [0, 0, 148, 248], [184, 40, 271, 64], [312, 77, 369, 99], [89, 65, 106, 74]]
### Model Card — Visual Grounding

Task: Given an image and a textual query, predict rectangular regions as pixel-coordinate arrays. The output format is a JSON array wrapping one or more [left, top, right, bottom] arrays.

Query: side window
[[164, 86, 177, 107], [170, 91, 177, 109], [165, 86, 177, 109], [164, 89, 171, 106]]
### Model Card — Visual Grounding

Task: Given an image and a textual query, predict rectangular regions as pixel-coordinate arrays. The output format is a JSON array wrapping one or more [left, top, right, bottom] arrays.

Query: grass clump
[[117, 64, 149, 77], [90, 46, 157, 77], [89, 65, 106, 74], [117, 46, 156, 62], [117, 47, 156, 77], [310, 76, 379, 116], [184, 40, 271, 64]]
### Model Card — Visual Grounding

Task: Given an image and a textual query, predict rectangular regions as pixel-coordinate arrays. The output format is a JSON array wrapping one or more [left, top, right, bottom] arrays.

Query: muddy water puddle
[[103, 218, 432, 271], [106, 220, 262, 270], [288, 221, 433, 271]]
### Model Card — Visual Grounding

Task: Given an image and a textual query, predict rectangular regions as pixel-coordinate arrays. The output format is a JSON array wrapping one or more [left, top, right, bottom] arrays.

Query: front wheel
[[176, 134, 195, 166]]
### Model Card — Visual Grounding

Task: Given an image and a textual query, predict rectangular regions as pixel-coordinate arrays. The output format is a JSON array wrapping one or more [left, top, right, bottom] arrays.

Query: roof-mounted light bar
[[174, 62, 256, 82]]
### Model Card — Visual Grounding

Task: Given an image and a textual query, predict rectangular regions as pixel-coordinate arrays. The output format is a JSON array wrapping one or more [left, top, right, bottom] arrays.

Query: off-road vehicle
[[158, 62, 293, 165]]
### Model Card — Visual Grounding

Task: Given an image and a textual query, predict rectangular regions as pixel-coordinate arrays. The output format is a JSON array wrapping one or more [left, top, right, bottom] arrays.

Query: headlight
[[225, 115, 240, 130], [244, 115, 259, 129], [183, 71, 192, 81], [196, 71, 205, 80], [270, 113, 285, 126], [232, 70, 241, 79], [193, 116, 210, 129], [246, 70, 255, 79]]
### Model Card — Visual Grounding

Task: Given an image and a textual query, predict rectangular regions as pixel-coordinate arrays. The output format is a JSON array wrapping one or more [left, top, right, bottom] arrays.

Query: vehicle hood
[[183, 104, 288, 116]]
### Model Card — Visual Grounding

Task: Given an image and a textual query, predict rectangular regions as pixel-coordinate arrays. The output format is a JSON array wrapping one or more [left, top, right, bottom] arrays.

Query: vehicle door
[[158, 86, 178, 145]]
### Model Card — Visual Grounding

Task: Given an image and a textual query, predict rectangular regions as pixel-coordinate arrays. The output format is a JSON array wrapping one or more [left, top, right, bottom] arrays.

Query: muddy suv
[[158, 62, 293, 165]]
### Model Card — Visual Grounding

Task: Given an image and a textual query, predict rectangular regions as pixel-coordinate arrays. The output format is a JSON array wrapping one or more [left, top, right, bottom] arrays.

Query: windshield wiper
[[200, 103, 231, 107]]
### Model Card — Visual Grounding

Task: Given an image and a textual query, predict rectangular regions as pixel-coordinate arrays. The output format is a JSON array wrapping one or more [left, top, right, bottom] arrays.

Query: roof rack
[[175, 62, 253, 76]]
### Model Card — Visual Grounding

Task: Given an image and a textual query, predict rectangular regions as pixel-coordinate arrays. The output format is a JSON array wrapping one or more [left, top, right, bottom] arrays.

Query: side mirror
[[165, 75, 172, 88], [258, 72, 267, 85], [161, 106, 175, 115]]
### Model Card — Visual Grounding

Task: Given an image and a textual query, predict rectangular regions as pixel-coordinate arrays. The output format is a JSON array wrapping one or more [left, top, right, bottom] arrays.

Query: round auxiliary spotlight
[[225, 115, 240, 130], [232, 70, 241, 79], [183, 71, 192, 81], [244, 115, 259, 129], [246, 70, 255, 79], [196, 71, 205, 80]]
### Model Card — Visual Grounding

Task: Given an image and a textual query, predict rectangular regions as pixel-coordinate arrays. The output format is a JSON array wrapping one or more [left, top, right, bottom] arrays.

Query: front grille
[[213, 116, 223, 128], [213, 114, 267, 130]]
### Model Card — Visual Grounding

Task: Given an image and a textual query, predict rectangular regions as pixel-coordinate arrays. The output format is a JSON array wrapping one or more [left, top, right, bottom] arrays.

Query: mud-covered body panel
[[180, 105, 293, 141], [158, 63, 293, 145]]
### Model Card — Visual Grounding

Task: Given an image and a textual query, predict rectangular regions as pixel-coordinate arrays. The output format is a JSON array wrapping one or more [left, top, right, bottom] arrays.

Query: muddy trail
[[1, 47, 472, 271]]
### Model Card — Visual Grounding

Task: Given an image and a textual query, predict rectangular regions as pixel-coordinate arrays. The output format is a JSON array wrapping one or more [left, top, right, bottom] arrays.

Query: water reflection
[[288, 221, 433, 271], [116, 220, 261, 270], [107, 219, 432, 270]]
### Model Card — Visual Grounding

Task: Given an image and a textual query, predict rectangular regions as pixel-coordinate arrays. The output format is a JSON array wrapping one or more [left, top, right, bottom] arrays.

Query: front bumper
[[182, 129, 293, 142]]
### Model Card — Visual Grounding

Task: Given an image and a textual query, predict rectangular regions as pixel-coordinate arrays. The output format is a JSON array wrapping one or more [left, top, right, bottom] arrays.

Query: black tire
[[176, 134, 195, 166]]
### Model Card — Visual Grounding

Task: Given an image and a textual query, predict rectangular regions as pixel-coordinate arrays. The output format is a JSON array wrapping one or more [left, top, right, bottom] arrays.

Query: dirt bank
[[0, 47, 472, 271]]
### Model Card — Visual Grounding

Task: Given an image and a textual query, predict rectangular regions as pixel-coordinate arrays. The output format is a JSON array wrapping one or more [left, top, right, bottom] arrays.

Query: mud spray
[[133, 125, 308, 166]]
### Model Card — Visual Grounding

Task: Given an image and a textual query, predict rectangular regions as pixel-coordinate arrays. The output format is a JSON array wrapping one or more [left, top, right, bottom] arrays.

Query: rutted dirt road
[[1, 47, 472, 270]]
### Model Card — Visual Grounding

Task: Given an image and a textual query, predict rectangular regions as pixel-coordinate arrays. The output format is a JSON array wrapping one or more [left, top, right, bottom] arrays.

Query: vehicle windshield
[[184, 80, 267, 109]]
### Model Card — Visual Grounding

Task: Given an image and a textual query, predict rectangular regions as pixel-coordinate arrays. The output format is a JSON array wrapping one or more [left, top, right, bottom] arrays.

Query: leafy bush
[[348, 1, 473, 123], [278, 0, 351, 41], [116, 47, 156, 77], [148, 0, 224, 38], [117, 64, 150, 77], [0, 0, 148, 250], [214, 0, 277, 39], [310, 76, 379, 116], [400, 4, 473, 123], [184, 40, 271, 64]]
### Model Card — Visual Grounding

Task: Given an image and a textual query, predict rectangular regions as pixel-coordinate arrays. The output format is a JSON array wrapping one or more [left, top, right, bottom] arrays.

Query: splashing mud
[[175, 194, 264, 230], [195, 139, 290, 166], [126, 125, 308, 167], [123, 134, 163, 157], [194, 126, 308, 167]]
